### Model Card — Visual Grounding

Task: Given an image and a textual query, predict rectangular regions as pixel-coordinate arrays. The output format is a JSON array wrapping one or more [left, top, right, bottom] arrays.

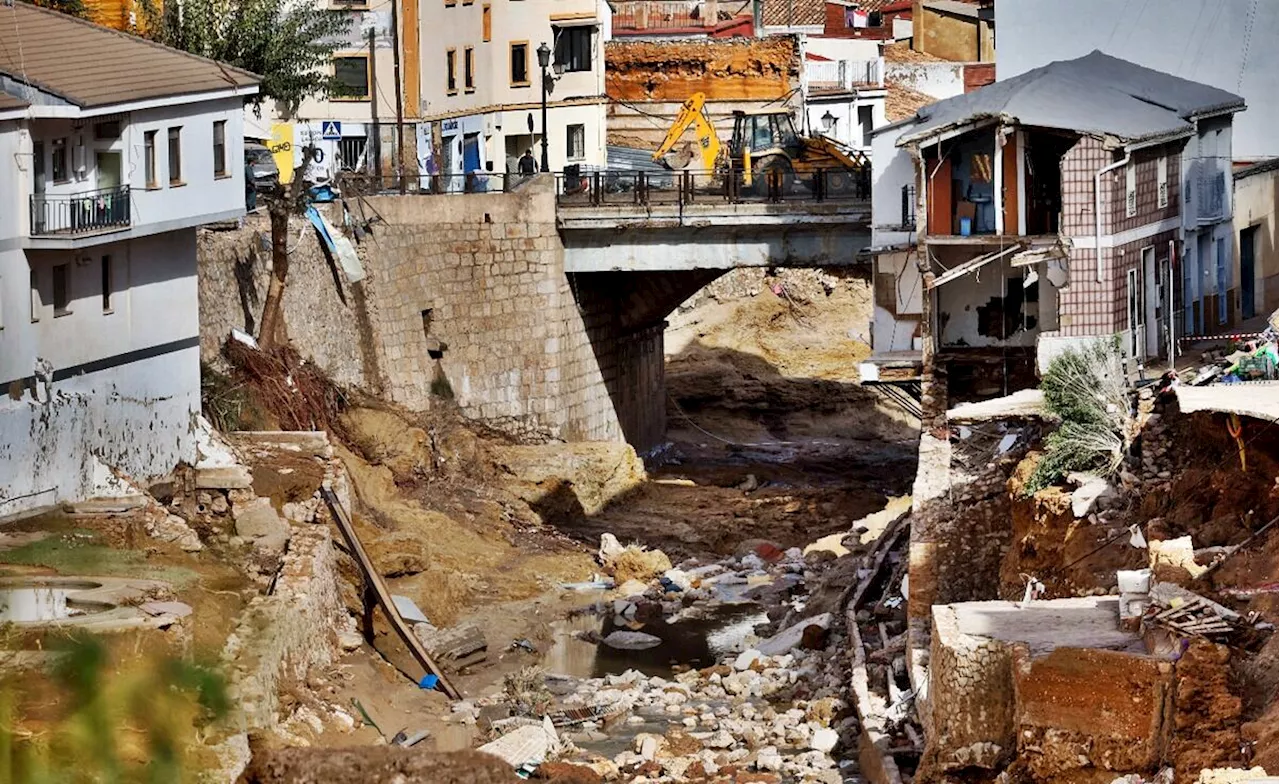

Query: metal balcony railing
[[31, 185, 131, 237], [555, 167, 872, 207]]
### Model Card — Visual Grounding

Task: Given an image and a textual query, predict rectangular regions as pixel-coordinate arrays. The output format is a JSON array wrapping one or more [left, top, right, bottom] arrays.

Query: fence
[[31, 185, 131, 236], [555, 167, 872, 207], [336, 171, 537, 196]]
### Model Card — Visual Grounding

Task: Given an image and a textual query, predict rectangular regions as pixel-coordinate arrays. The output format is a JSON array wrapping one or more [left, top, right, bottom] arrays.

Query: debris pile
[[446, 535, 870, 782]]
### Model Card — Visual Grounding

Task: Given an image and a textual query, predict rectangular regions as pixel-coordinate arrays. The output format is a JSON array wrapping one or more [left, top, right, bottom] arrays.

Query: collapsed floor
[[902, 384, 1279, 784]]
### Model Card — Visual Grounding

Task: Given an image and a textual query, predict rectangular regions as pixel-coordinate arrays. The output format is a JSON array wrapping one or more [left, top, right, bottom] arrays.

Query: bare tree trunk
[[256, 149, 314, 350], [258, 192, 290, 350]]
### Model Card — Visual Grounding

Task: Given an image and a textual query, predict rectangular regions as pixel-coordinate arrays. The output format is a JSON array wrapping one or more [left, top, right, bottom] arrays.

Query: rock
[[609, 547, 673, 585], [337, 630, 364, 651], [195, 464, 253, 490], [661, 568, 692, 591], [810, 727, 838, 752], [599, 533, 625, 563], [603, 631, 663, 650], [757, 613, 832, 656], [704, 730, 735, 749], [734, 649, 763, 671], [1069, 474, 1116, 518], [615, 579, 650, 597], [756, 746, 784, 772], [800, 624, 829, 650], [148, 513, 204, 552], [233, 497, 289, 540], [210, 494, 230, 515], [635, 733, 665, 761]]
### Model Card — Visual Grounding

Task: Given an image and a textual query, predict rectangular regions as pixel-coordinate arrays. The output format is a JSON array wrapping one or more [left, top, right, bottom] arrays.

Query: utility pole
[[368, 26, 382, 179], [389, 0, 407, 193]]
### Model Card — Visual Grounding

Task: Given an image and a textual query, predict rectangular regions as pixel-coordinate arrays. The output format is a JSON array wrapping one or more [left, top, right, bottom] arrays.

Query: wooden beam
[[321, 487, 461, 700]]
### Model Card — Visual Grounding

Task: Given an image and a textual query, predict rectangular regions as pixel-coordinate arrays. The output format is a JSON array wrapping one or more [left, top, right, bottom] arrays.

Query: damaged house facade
[[0, 3, 258, 517], [863, 51, 1245, 398]]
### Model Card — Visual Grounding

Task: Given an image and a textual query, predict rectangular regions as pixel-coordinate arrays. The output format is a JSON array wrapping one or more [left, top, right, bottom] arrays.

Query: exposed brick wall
[[1112, 143, 1182, 234], [963, 63, 994, 93]]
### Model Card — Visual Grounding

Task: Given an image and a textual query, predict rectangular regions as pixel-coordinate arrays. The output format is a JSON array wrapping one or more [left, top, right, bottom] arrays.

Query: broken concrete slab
[[196, 465, 254, 490], [1068, 473, 1116, 518], [758, 612, 832, 656], [476, 716, 559, 768], [233, 497, 290, 542]]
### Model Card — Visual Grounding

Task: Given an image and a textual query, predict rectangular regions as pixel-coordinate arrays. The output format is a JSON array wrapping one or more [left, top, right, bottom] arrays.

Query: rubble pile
[[446, 537, 873, 782]]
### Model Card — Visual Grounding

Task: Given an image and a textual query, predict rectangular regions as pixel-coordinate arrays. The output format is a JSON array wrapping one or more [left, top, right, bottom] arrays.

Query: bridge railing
[[556, 168, 871, 208]]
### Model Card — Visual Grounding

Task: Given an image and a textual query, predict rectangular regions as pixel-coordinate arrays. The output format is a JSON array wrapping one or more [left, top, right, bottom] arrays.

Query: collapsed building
[[863, 50, 1246, 402]]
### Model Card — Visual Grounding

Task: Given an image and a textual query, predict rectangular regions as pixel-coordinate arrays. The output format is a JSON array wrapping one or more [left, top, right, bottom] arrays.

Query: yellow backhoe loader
[[652, 92, 869, 196]]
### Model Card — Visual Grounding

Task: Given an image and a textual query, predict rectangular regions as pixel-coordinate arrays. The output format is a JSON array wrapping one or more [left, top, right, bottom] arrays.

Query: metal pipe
[[1094, 150, 1131, 283]]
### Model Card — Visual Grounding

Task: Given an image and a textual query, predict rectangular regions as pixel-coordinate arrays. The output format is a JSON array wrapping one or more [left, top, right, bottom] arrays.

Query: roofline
[[1234, 157, 1279, 180], [1123, 127, 1195, 152], [15, 84, 260, 119], [1189, 102, 1247, 122], [9, 2, 262, 86], [871, 114, 919, 136]]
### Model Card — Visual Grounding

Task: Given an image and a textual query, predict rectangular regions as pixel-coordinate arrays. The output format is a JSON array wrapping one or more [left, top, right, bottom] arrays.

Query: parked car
[[245, 143, 280, 192]]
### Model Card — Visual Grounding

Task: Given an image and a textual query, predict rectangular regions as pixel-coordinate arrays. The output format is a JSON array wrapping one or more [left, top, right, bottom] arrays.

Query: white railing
[[808, 58, 883, 90]]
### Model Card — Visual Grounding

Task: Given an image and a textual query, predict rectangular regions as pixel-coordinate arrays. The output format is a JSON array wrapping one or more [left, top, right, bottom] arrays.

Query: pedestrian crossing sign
[[321, 121, 342, 140]]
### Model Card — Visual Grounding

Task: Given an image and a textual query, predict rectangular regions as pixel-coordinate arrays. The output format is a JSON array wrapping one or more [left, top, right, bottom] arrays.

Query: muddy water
[[0, 582, 106, 622], [545, 603, 769, 680]]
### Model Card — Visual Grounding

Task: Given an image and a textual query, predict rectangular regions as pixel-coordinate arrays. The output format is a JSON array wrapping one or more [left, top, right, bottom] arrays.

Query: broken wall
[[604, 37, 801, 151]]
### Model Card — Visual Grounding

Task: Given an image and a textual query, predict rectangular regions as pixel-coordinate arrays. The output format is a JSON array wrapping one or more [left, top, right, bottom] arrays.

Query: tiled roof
[[762, 0, 825, 27], [898, 50, 1246, 144], [885, 80, 937, 121], [883, 41, 948, 63], [0, 2, 258, 110]]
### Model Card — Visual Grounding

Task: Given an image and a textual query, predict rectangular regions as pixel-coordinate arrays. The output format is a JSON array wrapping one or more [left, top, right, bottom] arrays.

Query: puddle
[[0, 582, 106, 623], [546, 601, 768, 680]]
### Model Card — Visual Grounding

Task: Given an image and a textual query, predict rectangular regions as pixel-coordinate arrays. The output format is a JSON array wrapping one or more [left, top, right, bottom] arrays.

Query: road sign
[[321, 120, 342, 140]]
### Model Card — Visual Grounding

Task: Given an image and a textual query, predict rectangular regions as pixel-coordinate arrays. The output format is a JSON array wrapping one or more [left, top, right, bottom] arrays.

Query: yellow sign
[[269, 123, 294, 184]]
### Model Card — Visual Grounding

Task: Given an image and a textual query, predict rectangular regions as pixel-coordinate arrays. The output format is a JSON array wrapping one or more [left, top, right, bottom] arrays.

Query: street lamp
[[821, 111, 837, 135], [536, 42, 552, 173]]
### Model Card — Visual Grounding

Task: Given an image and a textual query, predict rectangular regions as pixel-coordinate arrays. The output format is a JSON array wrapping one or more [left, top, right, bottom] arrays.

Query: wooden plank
[[321, 487, 461, 700]]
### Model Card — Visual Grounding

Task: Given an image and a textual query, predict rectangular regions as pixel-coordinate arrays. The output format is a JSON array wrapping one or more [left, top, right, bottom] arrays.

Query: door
[[1240, 226, 1257, 320], [1143, 247, 1159, 358], [95, 150, 124, 227], [1127, 266, 1145, 360]]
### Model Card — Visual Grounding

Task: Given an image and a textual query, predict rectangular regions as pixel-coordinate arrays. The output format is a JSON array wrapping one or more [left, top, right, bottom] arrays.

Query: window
[[566, 123, 585, 160], [144, 130, 158, 188], [334, 55, 370, 99], [52, 264, 70, 317], [464, 47, 475, 91], [29, 269, 39, 323], [553, 26, 592, 73], [1124, 159, 1136, 218], [482, 4, 491, 41], [212, 120, 227, 177], [1216, 237, 1228, 325], [51, 138, 68, 182], [95, 121, 120, 140], [1157, 154, 1168, 208], [446, 48, 458, 93], [101, 255, 113, 312], [167, 127, 182, 185], [509, 42, 529, 86]]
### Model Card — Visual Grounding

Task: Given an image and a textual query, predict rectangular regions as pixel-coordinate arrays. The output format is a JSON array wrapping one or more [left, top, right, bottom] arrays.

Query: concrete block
[[196, 465, 253, 489]]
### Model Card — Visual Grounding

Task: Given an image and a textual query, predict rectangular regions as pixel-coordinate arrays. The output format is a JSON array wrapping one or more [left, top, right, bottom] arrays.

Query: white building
[[418, 0, 609, 182], [0, 3, 258, 517], [802, 39, 886, 156], [245, 0, 405, 183]]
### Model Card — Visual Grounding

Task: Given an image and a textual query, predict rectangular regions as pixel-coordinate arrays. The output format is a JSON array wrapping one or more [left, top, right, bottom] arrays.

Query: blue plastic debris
[[418, 674, 439, 690]]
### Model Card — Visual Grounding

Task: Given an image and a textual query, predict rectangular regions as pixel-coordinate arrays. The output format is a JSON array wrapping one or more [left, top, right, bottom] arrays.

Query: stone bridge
[[200, 175, 872, 452]]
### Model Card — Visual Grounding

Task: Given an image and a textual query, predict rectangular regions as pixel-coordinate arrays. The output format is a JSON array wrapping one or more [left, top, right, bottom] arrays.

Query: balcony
[[808, 59, 884, 91], [31, 186, 131, 238]]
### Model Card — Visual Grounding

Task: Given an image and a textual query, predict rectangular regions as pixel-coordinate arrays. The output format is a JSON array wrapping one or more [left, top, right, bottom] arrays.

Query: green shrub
[[1023, 338, 1131, 496]]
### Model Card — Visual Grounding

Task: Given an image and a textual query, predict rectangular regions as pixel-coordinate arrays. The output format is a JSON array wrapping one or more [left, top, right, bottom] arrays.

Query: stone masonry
[[199, 178, 674, 450]]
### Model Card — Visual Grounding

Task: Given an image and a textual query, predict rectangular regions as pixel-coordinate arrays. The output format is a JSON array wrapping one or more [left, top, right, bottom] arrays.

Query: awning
[[927, 244, 1022, 289]]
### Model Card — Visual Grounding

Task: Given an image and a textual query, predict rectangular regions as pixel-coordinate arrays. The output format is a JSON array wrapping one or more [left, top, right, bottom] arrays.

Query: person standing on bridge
[[518, 149, 537, 177]]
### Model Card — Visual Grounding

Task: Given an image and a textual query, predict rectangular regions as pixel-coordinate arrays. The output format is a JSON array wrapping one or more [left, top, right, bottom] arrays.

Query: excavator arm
[[652, 92, 722, 171]]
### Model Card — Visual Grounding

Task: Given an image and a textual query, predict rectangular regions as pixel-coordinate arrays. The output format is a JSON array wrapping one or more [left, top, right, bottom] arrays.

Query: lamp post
[[536, 42, 552, 173]]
